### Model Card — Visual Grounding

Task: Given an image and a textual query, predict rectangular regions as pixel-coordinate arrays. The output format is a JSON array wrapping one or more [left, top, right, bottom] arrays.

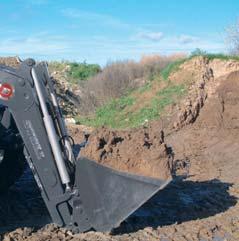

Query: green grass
[[190, 49, 239, 61], [160, 59, 187, 80], [77, 96, 136, 128], [203, 53, 239, 61], [77, 83, 187, 129], [160, 52, 239, 83], [68, 62, 101, 84], [137, 82, 152, 93], [157, 83, 186, 98], [48, 61, 101, 85]]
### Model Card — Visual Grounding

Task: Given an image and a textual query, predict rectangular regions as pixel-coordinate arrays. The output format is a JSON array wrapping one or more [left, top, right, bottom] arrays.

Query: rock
[[65, 118, 76, 124]]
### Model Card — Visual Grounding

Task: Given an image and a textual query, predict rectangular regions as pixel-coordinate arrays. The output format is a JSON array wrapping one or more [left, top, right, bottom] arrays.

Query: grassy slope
[[49, 54, 239, 129], [77, 59, 188, 129], [77, 54, 239, 129], [77, 82, 186, 128]]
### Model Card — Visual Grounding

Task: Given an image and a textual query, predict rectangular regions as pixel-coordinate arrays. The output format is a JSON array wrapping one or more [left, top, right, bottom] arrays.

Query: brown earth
[[170, 56, 239, 130], [1, 58, 239, 240], [80, 126, 173, 180]]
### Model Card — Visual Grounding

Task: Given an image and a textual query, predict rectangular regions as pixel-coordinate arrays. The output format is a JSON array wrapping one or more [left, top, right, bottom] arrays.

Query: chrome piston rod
[[31, 68, 70, 187]]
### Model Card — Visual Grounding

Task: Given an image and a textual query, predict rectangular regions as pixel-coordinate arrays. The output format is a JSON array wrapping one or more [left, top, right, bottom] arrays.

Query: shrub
[[48, 61, 68, 73], [140, 54, 186, 78], [79, 55, 186, 115], [161, 59, 186, 80], [190, 49, 239, 62], [68, 62, 101, 84], [190, 48, 207, 57], [80, 61, 144, 114]]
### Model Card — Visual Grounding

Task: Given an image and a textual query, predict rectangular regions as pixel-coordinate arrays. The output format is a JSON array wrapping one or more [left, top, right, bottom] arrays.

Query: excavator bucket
[[75, 157, 171, 231]]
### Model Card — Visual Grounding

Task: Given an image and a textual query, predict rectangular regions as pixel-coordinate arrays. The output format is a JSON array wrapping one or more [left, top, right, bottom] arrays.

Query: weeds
[[77, 96, 135, 128], [48, 61, 101, 85], [81, 55, 186, 114], [48, 61, 68, 73], [68, 62, 101, 84], [77, 83, 187, 129], [190, 48, 239, 61], [157, 84, 186, 97], [204, 53, 239, 61], [160, 59, 187, 80]]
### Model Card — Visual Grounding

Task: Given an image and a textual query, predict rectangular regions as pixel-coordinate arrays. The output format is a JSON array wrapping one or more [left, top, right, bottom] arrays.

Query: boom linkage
[[0, 59, 89, 231]]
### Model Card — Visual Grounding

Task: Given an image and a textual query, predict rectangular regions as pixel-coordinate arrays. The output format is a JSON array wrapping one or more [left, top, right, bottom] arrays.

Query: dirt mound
[[171, 56, 239, 130], [209, 58, 239, 79], [168, 71, 239, 180], [196, 71, 239, 129], [171, 57, 212, 129], [80, 126, 173, 180]]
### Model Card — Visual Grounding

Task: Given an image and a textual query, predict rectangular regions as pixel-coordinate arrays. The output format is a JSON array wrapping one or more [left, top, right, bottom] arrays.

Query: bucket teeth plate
[[75, 157, 171, 232]]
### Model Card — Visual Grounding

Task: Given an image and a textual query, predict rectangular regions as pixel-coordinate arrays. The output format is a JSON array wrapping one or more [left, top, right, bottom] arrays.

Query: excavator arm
[[0, 59, 171, 232]]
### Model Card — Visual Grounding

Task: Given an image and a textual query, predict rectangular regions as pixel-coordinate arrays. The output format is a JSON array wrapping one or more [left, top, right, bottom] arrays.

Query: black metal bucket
[[74, 157, 171, 232]]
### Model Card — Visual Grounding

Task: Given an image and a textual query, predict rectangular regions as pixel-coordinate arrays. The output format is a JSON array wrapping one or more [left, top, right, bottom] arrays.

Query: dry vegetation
[[79, 54, 186, 115]]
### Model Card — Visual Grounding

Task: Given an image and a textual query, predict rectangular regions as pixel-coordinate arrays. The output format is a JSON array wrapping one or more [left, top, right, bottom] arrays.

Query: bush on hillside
[[79, 61, 143, 114], [79, 54, 186, 115], [190, 48, 207, 57], [68, 62, 101, 84]]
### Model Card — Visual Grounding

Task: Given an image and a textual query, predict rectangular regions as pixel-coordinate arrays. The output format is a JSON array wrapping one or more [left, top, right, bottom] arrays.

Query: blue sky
[[0, 0, 238, 65]]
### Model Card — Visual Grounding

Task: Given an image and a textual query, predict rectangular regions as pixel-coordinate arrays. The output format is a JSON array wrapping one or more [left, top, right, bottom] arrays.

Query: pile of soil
[[168, 70, 239, 181], [80, 126, 173, 180], [171, 56, 239, 130]]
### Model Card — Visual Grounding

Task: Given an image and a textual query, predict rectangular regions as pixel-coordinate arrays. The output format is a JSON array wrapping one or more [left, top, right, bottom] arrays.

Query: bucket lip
[[78, 156, 173, 186], [76, 157, 173, 231], [112, 177, 172, 229]]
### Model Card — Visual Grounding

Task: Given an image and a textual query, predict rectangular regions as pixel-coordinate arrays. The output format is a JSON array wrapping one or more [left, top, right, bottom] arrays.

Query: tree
[[227, 20, 239, 55]]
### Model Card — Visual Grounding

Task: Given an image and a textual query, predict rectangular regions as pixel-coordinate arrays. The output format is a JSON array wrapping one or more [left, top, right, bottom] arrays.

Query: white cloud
[[62, 8, 129, 29], [0, 31, 226, 66], [137, 31, 164, 41], [178, 34, 198, 44], [0, 34, 69, 57]]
